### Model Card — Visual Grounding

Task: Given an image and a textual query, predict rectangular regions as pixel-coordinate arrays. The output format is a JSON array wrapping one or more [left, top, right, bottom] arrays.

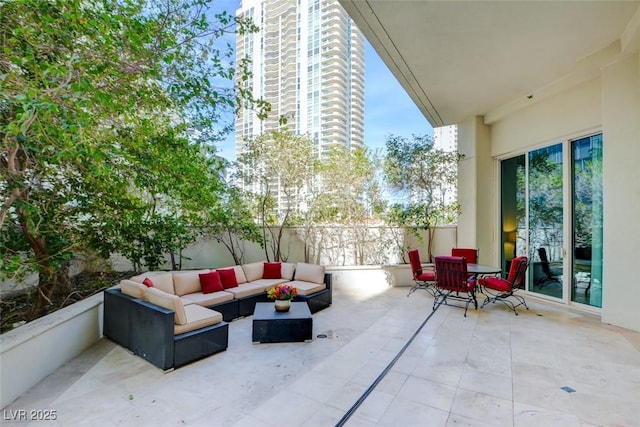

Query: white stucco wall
[[0, 294, 103, 408], [458, 52, 640, 332], [490, 77, 602, 156], [600, 53, 640, 331], [457, 117, 495, 265]]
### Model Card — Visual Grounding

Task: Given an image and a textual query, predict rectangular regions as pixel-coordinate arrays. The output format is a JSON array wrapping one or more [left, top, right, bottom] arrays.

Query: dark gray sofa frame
[[103, 289, 229, 371]]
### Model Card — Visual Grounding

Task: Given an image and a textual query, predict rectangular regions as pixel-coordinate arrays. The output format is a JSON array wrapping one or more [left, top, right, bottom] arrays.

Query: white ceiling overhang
[[340, 0, 640, 127]]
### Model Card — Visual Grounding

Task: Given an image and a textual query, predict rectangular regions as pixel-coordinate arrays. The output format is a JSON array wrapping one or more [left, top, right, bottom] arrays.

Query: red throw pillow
[[199, 271, 223, 294], [142, 277, 154, 288], [217, 268, 238, 289], [263, 262, 282, 279]]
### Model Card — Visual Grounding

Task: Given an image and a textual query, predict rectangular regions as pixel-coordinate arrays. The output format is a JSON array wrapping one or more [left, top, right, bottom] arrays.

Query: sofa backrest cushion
[[199, 271, 224, 293], [131, 272, 175, 295], [263, 262, 282, 279], [229, 265, 247, 284], [120, 280, 147, 299], [281, 262, 296, 280], [173, 270, 209, 296], [242, 262, 264, 282], [145, 287, 187, 325], [217, 268, 238, 288], [295, 263, 325, 284]]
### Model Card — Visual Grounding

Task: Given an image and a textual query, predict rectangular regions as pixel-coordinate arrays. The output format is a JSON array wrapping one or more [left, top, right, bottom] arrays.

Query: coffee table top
[[253, 302, 311, 320]]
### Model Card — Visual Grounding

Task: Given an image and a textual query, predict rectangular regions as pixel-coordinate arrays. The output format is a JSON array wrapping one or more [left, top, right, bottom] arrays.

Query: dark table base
[[252, 302, 313, 343]]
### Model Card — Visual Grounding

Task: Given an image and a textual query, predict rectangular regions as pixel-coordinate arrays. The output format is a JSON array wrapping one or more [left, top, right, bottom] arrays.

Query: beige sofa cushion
[[242, 262, 264, 282], [224, 282, 266, 299], [173, 270, 209, 296], [281, 262, 296, 280], [180, 291, 234, 307], [175, 305, 223, 335], [251, 278, 290, 291], [287, 280, 327, 296], [145, 287, 187, 325], [228, 265, 248, 284], [120, 280, 147, 299], [294, 263, 325, 284], [131, 272, 175, 295]]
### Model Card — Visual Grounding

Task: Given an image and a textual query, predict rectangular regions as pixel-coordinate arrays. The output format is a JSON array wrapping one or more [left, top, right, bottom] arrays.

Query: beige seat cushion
[[131, 272, 175, 295], [145, 287, 187, 325], [294, 263, 325, 284], [174, 305, 223, 335], [180, 291, 234, 307], [224, 282, 266, 299], [251, 278, 290, 291], [172, 270, 209, 296], [287, 280, 326, 296], [120, 280, 147, 299], [242, 262, 264, 282]]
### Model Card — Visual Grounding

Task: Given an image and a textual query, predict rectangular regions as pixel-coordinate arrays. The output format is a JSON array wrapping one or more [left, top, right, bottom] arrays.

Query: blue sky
[[362, 42, 433, 152], [213, 0, 432, 160]]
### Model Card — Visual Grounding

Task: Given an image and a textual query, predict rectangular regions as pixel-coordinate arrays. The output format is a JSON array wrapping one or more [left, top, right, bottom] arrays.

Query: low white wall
[[0, 293, 103, 409]]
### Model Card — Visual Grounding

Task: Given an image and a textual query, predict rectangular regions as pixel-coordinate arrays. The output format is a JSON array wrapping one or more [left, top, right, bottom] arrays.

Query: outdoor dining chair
[[480, 256, 529, 315], [433, 256, 477, 316], [451, 247, 478, 264], [451, 248, 478, 279], [407, 249, 436, 297]]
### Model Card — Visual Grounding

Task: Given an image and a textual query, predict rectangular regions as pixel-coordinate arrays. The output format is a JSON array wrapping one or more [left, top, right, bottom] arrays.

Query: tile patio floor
[[3, 282, 640, 427]]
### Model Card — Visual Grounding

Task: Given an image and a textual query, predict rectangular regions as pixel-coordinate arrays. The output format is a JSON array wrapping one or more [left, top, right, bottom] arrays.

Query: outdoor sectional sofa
[[103, 261, 332, 370]]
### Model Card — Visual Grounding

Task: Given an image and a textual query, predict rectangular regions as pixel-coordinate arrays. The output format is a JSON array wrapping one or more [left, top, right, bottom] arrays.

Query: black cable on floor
[[334, 303, 442, 427]]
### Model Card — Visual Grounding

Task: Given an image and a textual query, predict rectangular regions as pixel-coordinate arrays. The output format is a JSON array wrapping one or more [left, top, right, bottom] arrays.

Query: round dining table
[[467, 263, 501, 275]]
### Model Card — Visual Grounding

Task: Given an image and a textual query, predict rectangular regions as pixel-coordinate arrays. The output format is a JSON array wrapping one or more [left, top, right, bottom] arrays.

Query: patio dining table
[[467, 263, 501, 276]]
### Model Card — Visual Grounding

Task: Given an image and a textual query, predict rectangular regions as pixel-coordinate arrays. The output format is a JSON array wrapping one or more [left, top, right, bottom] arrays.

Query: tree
[[383, 134, 463, 261], [316, 146, 385, 265], [203, 186, 264, 265], [1, 0, 268, 319], [237, 128, 315, 261]]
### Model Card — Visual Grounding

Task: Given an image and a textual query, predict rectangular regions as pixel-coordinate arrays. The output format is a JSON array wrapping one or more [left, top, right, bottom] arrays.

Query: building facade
[[235, 0, 365, 162]]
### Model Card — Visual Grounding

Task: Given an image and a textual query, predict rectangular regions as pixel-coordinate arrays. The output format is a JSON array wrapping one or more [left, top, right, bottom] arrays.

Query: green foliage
[[0, 0, 267, 317], [203, 186, 264, 265], [383, 134, 463, 260], [237, 128, 316, 261], [295, 145, 384, 265]]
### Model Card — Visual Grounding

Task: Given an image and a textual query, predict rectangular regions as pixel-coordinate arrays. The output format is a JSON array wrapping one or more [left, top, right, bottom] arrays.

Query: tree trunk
[[27, 262, 72, 321], [19, 210, 72, 320]]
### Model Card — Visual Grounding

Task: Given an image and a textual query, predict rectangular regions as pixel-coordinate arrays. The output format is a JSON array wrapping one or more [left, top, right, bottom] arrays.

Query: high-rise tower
[[236, 0, 365, 161]]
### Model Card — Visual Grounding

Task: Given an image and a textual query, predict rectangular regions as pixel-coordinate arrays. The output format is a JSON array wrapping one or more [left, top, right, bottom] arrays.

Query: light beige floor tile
[[396, 376, 457, 412], [458, 368, 513, 400], [349, 390, 394, 423], [3, 286, 639, 427], [513, 402, 581, 427], [376, 396, 449, 427], [450, 388, 513, 427]]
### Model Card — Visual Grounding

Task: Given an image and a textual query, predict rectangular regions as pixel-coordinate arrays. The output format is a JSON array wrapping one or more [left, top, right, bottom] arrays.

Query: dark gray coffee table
[[252, 302, 313, 343]]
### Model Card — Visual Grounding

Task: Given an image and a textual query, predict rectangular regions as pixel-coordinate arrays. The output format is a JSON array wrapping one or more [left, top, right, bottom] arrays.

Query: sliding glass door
[[571, 134, 603, 307], [500, 134, 602, 308], [528, 144, 564, 298]]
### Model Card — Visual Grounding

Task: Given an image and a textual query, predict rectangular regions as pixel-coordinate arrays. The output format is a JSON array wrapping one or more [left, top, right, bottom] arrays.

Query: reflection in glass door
[[528, 144, 564, 298], [500, 155, 526, 277], [571, 134, 603, 307]]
